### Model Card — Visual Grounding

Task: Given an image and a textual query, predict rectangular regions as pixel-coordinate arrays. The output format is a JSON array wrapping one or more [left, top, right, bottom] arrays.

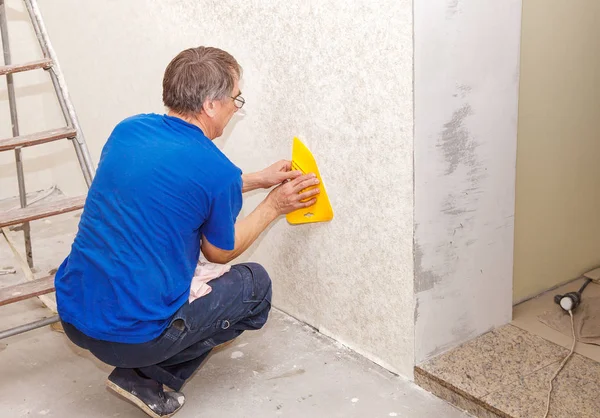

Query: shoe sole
[[106, 379, 183, 418]]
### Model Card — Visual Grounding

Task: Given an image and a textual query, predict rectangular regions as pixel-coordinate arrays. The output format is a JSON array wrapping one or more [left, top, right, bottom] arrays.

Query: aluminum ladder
[[0, 0, 95, 339]]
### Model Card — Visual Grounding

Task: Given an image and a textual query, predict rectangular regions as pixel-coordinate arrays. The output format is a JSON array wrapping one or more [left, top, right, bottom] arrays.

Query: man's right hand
[[265, 173, 321, 216], [203, 174, 321, 264]]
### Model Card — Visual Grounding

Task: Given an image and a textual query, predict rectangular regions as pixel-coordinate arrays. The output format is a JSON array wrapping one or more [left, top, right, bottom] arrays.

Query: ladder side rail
[[0, 0, 34, 267], [23, 0, 95, 186]]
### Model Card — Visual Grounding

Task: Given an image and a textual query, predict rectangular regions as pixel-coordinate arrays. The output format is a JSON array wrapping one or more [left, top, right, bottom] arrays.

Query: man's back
[[55, 113, 243, 344]]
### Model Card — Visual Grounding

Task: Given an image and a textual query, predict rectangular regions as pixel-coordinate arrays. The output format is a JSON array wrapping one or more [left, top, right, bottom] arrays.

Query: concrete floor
[[1, 302, 469, 418], [0, 191, 469, 417]]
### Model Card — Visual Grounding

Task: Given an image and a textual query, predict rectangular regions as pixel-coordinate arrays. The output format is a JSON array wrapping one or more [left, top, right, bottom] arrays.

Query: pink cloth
[[188, 256, 231, 303]]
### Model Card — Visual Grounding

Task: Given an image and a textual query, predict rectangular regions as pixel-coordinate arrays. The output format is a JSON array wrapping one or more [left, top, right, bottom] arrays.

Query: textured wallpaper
[[31, 0, 414, 376], [147, 0, 415, 376]]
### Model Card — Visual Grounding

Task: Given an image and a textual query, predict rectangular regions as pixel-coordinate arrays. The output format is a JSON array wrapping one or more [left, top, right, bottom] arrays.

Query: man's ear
[[202, 99, 217, 117]]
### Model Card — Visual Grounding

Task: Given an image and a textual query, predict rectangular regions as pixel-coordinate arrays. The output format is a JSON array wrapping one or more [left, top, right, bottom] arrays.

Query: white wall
[[2, 0, 415, 377], [514, 0, 600, 303], [413, 1, 522, 363]]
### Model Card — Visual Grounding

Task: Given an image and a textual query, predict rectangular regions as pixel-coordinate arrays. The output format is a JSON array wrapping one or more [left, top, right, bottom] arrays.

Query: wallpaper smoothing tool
[[286, 137, 334, 225]]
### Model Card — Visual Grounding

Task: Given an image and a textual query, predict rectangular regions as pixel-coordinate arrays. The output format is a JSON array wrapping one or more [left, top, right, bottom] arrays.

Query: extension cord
[[543, 310, 576, 418], [545, 267, 598, 416]]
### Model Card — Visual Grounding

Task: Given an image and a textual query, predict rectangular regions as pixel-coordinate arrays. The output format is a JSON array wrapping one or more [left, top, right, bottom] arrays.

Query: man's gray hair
[[162, 46, 242, 115]]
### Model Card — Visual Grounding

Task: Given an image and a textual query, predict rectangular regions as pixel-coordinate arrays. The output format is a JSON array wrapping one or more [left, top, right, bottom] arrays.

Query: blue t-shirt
[[55, 114, 243, 343]]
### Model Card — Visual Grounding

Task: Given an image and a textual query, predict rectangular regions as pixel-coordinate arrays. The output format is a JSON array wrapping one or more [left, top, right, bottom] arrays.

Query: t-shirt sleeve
[[201, 175, 243, 251]]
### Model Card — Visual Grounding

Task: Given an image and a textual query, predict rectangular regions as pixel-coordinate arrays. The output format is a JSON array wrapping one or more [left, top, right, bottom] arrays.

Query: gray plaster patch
[[437, 103, 474, 176], [414, 298, 420, 323], [414, 239, 443, 293], [446, 0, 460, 18], [416, 96, 490, 298], [442, 199, 476, 217], [437, 98, 488, 259]]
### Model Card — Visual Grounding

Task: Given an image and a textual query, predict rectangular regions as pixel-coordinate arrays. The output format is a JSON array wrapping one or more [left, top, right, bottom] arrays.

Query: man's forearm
[[241, 172, 264, 193], [203, 172, 318, 264], [202, 200, 278, 264]]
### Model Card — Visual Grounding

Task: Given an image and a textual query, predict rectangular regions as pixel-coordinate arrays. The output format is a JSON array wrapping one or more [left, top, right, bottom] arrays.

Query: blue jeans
[[61, 263, 272, 391]]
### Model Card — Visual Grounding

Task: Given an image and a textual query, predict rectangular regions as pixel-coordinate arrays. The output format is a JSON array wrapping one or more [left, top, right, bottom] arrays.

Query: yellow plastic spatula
[[286, 137, 333, 225]]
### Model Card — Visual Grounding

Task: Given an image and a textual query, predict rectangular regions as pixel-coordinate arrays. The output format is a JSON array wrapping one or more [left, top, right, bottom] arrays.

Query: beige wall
[[514, 0, 600, 302], [1, 0, 415, 377]]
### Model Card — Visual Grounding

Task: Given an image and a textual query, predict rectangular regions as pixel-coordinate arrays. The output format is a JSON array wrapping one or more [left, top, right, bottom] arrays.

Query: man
[[54, 46, 320, 417]]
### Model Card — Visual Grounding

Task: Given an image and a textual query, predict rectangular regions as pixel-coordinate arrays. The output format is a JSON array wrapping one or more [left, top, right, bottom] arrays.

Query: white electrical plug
[[559, 296, 574, 311]]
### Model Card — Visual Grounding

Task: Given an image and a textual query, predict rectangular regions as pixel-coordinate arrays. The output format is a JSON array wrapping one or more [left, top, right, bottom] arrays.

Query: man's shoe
[[106, 368, 185, 418]]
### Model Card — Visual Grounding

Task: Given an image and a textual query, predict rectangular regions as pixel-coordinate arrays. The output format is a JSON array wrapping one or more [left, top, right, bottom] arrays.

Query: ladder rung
[[0, 275, 55, 307], [0, 195, 86, 229], [0, 127, 77, 152], [0, 58, 53, 76]]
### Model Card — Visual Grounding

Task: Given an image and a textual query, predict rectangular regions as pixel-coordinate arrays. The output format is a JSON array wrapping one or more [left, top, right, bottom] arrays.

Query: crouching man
[[54, 46, 319, 417]]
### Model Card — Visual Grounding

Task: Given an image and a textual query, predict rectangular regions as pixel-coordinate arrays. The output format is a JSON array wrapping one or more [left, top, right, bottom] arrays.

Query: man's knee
[[243, 262, 272, 301]]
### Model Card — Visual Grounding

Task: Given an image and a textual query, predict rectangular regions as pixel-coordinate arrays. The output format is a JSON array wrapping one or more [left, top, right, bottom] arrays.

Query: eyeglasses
[[231, 93, 245, 109]]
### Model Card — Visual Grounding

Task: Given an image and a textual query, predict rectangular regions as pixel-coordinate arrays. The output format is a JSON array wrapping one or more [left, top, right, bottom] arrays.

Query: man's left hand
[[258, 160, 302, 188], [242, 160, 303, 193]]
